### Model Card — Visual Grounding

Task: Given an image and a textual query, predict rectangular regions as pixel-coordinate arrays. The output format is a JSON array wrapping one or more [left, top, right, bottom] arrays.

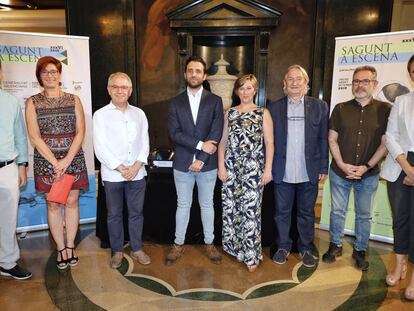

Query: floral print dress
[[31, 92, 89, 193], [222, 107, 264, 265]]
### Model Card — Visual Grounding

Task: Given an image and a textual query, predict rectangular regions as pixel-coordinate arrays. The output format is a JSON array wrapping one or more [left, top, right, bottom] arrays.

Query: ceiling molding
[[0, 9, 65, 33]]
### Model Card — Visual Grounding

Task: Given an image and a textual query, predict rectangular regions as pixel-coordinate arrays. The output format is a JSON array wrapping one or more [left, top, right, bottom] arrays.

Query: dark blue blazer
[[168, 89, 224, 172], [268, 95, 329, 185]]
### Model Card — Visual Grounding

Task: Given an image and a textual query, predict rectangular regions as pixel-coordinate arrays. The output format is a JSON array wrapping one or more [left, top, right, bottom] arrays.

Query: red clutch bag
[[46, 174, 76, 204]]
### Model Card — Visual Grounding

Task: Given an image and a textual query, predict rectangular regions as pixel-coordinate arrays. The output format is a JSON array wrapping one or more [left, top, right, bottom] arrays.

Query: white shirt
[[93, 101, 149, 182], [187, 86, 203, 153]]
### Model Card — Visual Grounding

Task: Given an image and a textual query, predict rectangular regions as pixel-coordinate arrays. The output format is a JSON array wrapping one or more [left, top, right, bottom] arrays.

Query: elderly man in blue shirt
[[0, 60, 32, 280], [268, 65, 329, 268]]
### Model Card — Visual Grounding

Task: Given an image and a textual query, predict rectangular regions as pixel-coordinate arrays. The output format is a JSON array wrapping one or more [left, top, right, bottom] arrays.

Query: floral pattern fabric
[[31, 92, 89, 192], [222, 107, 264, 265]]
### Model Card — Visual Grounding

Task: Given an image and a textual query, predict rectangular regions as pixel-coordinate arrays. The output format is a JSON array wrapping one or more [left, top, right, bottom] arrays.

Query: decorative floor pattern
[[112, 247, 315, 301], [1, 228, 414, 310], [48, 232, 385, 310]]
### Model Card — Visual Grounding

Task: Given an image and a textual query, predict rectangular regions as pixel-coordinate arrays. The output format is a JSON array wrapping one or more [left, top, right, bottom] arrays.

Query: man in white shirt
[[167, 56, 224, 265], [93, 72, 150, 269]]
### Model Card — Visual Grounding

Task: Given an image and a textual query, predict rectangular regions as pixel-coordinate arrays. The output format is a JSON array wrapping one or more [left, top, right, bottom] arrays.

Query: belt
[[0, 160, 14, 168]]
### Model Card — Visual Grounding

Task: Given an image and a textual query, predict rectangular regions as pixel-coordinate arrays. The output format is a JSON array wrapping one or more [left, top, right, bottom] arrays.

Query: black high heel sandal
[[66, 246, 79, 266], [57, 248, 68, 270]]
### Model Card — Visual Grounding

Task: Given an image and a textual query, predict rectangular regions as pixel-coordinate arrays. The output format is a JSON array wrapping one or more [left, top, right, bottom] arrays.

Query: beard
[[352, 87, 371, 100], [186, 78, 203, 89]]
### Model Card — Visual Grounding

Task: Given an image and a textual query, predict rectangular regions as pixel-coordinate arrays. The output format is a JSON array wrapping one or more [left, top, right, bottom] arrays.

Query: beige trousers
[[0, 162, 20, 269]]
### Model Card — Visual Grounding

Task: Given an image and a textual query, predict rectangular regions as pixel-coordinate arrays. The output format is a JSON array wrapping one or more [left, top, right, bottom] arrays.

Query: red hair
[[36, 56, 62, 86]]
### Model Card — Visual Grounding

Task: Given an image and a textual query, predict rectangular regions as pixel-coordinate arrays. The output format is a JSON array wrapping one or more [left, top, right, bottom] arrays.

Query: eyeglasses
[[40, 70, 59, 76], [109, 85, 131, 91], [352, 79, 375, 86]]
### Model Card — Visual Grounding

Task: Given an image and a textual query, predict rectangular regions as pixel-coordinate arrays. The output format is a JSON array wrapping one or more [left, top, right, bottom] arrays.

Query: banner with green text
[[320, 30, 414, 243]]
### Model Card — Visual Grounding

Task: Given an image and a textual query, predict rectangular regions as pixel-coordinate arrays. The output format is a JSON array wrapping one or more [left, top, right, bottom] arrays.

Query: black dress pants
[[387, 152, 414, 264]]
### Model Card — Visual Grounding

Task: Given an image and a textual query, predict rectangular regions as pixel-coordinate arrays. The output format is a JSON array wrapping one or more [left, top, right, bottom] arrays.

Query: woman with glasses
[[218, 74, 274, 272], [381, 54, 414, 300], [25, 56, 89, 270]]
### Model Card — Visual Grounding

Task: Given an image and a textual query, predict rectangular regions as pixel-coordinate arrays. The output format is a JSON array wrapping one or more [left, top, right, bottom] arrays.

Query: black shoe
[[300, 250, 316, 268], [100, 241, 111, 249], [66, 246, 79, 267], [0, 265, 32, 280], [272, 248, 290, 265], [56, 248, 69, 270], [322, 242, 343, 263], [352, 249, 369, 271]]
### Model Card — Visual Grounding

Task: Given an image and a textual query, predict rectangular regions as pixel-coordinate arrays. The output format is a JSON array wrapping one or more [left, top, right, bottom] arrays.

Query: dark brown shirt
[[329, 98, 391, 179]]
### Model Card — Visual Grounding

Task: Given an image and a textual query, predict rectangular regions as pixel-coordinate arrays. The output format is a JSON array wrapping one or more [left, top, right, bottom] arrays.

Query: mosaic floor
[[1, 227, 413, 310]]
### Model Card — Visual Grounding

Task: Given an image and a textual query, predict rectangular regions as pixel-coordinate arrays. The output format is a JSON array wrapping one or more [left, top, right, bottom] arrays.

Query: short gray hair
[[353, 65, 377, 80], [107, 72, 132, 87], [283, 64, 310, 95]]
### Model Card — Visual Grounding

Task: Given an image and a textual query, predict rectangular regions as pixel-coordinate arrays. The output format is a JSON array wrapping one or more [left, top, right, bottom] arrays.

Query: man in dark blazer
[[268, 64, 329, 268], [166, 56, 224, 265]]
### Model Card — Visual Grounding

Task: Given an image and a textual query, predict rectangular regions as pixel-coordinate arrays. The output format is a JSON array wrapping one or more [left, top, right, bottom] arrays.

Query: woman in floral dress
[[218, 74, 274, 272], [25, 56, 89, 270]]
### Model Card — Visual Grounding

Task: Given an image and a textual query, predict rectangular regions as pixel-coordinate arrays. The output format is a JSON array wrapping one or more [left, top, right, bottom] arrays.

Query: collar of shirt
[[287, 96, 304, 105], [353, 97, 374, 108], [187, 86, 203, 99], [108, 101, 130, 111]]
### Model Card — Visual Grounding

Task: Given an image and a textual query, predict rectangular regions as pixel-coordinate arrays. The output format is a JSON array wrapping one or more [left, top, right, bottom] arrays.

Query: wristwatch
[[364, 162, 372, 170], [18, 162, 29, 167]]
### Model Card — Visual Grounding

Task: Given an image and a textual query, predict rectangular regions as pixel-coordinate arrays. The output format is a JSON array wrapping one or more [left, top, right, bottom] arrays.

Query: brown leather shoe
[[165, 244, 184, 266], [110, 252, 123, 269], [131, 250, 151, 265], [206, 244, 222, 264]]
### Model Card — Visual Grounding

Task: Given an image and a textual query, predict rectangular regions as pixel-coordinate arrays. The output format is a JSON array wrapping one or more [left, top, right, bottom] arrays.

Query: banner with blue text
[[0, 30, 96, 232]]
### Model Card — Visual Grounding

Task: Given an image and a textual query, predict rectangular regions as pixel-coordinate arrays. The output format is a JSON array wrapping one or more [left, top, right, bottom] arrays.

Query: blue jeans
[[329, 170, 379, 251], [173, 169, 217, 245]]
